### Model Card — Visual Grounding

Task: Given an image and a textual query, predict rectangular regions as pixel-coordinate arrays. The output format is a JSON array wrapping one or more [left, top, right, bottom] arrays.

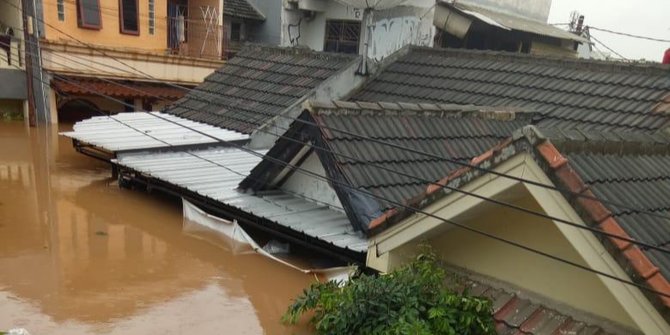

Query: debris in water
[[95, 231, 108, 236]]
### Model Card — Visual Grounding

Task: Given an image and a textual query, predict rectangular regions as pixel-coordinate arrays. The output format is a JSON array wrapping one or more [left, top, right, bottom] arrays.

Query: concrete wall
[[0, 99, 26, 120], [460, 0, 552, 22], [429, 196, 636, 328], [367, 5, 433, 61], [280, 152, 344, 210], [249, 56, 365, 149], [247, 0, 281, 45], [0, 0, 23, 32], [43, 0, 169, 51], [281, 0, 362, 50], [40, 41, 222, 84], [0, 69, 27, 99]]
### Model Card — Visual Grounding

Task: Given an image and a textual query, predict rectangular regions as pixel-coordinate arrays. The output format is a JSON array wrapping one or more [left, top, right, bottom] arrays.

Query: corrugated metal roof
[[60, 112, 249, 153], [445, 2, 588, 43], [52, 76, 187, 99], [114, 147, 368, 253]]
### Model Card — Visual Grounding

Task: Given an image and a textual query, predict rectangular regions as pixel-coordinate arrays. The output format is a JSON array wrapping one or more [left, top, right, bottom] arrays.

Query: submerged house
[[61, 33, 670, 334], [237, 47, 670, 333]]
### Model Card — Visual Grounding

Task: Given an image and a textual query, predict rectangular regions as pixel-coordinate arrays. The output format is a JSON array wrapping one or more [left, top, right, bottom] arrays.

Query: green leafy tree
[[282, 250, 495, 335]]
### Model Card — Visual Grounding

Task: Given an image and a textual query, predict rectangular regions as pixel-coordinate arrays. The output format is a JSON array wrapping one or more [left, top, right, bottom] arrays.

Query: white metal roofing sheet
[[114, 147, 368, 253], [448, 2, 588, 43], [60, 112, 249, 153]]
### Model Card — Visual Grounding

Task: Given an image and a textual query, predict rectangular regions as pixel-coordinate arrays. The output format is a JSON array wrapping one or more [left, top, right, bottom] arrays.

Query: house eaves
[[367, 125, 670, 323], [436, 1, 588, 43]]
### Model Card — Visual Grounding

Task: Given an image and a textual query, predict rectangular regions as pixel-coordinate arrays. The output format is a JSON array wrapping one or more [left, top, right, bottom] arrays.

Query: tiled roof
[[352, 47, 670, 132], [223, 0, 265, 21], [163, 45, 358, 134], [241, 100, 533, 232], [537, 128, 670, 311], [52, 76, 186, 100], [367, 125, 670, 317], [449, 268, 633, 335]]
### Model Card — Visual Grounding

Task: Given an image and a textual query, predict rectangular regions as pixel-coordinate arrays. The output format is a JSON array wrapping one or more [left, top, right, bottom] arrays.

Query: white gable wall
[[367, 152, 670, 335], [280, 152, 344, 210]]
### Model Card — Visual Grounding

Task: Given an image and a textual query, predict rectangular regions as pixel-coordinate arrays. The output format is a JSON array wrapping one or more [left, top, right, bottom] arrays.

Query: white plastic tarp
[[182, 198, 355, 282]]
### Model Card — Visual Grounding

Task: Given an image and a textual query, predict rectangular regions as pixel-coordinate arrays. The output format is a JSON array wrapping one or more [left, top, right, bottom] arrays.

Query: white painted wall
[[281, 0, 363, 50], [280, 152, 344, 210], [367, 5, 434, 61]]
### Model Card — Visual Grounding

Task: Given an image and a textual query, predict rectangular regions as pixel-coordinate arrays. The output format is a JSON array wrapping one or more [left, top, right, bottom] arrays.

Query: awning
[[52, 76, 187, 100], [435, 1, 588, 43], [60, 112, 249, 153]]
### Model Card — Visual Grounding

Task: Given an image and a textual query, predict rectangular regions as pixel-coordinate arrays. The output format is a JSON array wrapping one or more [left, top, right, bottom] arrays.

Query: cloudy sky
[[548, 0, 670, 61]]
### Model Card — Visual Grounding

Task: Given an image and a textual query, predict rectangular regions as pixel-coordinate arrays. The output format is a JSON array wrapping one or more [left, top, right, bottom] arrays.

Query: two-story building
[[0, 0, 28, 122]]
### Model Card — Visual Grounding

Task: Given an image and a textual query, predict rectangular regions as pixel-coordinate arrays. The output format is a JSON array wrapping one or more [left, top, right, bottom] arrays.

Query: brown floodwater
[[0, 121, 314, 334]]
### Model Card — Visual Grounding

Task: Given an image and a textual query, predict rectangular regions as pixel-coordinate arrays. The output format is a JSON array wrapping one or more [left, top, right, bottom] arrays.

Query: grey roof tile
[[352, 47, 670, 131], [310, 103, 531, 213], [163, 45, 356, 133]]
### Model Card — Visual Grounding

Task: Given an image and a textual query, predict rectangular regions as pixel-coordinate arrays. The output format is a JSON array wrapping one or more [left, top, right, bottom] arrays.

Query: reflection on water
[[0, 121, 312, 334]]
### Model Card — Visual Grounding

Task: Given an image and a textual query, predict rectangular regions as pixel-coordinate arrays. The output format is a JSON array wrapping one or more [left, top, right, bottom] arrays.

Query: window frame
[[323, 19, 361, 54], [148, 0, 155, 35], [119, 0, 140, 35], [76, 0, 102, 30], [57, 0, 65, 21]]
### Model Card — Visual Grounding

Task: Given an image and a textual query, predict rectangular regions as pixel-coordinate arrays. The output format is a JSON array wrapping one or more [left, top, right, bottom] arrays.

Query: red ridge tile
[[537, 141, 568, 169], [623, 247, 659, 279], [576, 189, 612, 223], [598, 217, 633, 251]]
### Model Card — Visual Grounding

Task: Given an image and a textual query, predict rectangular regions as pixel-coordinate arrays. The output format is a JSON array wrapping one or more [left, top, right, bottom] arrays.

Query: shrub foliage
[[282, 251, 496, 335]]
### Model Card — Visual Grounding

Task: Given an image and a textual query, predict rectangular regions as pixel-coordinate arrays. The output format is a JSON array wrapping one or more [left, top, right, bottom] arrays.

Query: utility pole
[[21, 3, 36, 127]]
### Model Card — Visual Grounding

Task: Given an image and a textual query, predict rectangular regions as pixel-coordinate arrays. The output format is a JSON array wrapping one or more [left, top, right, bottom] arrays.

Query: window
[[230, 22, 241, 42], [148, 0, 155, 35], [119, 0, 139, 35], [77, 0, 101, 29], [324, 20, 360, 54], [57, 0, 65, 21]]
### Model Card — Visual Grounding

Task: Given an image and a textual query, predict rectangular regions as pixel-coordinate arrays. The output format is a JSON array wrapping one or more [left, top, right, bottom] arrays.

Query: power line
[[8, 21, 670, 229], [10, 18, 670, 232], [588, 26, 670, 43], [7, 45, 670, 300], [589, 32, 628, 60], [9, 42, 670, 259]]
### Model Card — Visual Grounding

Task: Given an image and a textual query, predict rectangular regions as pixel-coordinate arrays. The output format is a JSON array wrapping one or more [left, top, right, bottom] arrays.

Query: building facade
[[0, 0, 28, 122]]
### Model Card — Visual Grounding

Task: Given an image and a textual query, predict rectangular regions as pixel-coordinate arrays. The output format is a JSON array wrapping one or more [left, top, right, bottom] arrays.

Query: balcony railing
[[167, 16, 228, 60], [0, 34, 23, 69]]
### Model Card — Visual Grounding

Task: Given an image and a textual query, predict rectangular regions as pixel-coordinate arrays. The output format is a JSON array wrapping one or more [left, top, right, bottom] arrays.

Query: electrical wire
[[9, 57, 670, 299], [7, 22, 670, 228], [8, 0, 670, 300], [8, 41, 670, 261], [7, 15, 670, 231], [588, 26, 670, 43], [589, 33, 628, 60]]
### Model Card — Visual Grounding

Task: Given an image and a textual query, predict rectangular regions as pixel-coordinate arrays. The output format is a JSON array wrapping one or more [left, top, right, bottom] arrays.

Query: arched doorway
[[58, 99, 102, 123]]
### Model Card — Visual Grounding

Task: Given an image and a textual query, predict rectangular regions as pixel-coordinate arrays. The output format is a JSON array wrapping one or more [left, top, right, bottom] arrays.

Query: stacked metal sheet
[[114, 147, 368, 253], [60, 112, 249, 153]]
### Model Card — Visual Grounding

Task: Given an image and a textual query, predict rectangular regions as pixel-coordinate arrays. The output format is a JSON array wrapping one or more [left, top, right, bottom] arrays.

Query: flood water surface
[[0, 121, 313, 334]]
